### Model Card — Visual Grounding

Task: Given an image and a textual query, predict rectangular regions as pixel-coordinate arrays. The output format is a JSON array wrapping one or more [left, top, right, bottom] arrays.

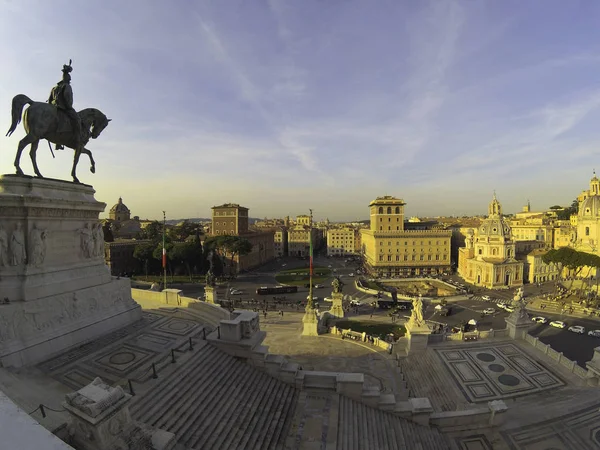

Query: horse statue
[[6, 94, 111, 183]]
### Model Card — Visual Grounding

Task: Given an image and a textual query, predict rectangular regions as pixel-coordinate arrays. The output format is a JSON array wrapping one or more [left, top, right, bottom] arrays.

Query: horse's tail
[[6, 94, 33, 137]]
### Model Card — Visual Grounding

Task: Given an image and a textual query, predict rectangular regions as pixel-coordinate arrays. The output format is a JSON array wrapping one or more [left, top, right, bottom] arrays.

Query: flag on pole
[[309, 232, 313, 277], [162, 247, 167, 268]]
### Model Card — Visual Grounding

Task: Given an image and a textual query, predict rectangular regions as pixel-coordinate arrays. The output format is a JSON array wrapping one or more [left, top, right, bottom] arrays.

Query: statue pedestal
[[64, 377, 175, 450], [405, 319, 431, 354], [204, 286, 218, 304], [0, 175, 141, 367], [302, 308, 319, 336], [329, 292, 344, 318], [505, 309, 531, 340]]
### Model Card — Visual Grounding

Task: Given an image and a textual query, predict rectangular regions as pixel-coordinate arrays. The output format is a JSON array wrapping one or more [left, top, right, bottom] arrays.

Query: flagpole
[[307, 209, 314, 311], [162, 211, 167, 290]]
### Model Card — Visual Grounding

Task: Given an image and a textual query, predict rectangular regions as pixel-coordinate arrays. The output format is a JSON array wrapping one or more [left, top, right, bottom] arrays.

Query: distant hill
[[164, 218, 262, 225]]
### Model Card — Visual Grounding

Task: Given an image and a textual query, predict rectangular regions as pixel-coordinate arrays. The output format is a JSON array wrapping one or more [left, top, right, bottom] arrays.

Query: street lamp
[[306, 209, 315, 311]]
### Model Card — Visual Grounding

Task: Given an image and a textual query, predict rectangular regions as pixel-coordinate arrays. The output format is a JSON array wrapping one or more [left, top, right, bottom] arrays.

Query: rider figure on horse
[[48, 60, 81, 151]]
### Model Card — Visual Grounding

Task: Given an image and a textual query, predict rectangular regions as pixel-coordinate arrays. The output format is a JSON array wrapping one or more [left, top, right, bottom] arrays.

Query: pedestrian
[[263, 310, 267, 319]]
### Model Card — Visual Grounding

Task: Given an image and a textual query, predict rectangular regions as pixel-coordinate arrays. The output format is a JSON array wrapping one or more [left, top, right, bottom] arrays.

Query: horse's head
[[91, 113, 111, 139]]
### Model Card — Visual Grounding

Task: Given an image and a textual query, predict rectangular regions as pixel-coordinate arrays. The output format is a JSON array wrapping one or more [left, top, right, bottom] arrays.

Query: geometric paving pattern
[[436, 343, 564, 403], [455, 434, 494, 450], [37, 310, 205, 390], [500, 403, 600, 449]]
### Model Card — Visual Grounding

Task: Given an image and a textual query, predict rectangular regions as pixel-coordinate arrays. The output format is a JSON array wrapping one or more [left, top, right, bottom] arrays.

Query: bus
[[256, 286, 298, 295]]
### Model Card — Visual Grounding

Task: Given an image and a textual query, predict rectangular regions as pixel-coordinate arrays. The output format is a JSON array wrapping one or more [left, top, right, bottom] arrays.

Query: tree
[[138, 221, 163, 241], [169, 240, 203, 281], [225, 237, 253, 276], [133, 242, 155, 279], [169, 220, 204, 242]]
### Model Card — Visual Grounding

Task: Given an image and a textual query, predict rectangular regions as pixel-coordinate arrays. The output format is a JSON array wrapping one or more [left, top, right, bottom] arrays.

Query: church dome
[[580, 195, 600, 219], [477, 194, 512, 240], [110, 197, 130, 214]]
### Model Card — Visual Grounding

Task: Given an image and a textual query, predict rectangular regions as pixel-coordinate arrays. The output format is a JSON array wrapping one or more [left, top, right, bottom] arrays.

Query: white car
[[349, 273, 354, 277], [306, 295, 318, 301], [230, 290, 243, 295], [328, 265, 333, 268], [549, 321, 567, 329], [531, 316, 548, 324], [435, 304, 444, 311], [482, 295, 491, 301], [324, 297, 333, 302], [350, 300, 363, 307], [588, 330, 600, 338], [483, 308, 495, 315], [504, 305, 515, 313], [568, 325, 585, 334], [314, 284, 324, 288]]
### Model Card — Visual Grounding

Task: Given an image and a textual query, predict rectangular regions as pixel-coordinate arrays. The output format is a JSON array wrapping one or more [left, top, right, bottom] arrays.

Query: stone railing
[[131, 288, 230, 327], [429, 400, 507, 432], [330, 326, 393, 352], [429, 328, 509, 343], [523, 333, 588, 380]]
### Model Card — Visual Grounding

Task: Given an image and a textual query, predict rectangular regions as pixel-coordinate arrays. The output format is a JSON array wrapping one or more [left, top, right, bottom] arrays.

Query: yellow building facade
[[458, 195, 524, 289], [526, 248, 560, 284], [360, 196, 452, 277], [327, 227, 360, 256], [574, 173, 600, 276]]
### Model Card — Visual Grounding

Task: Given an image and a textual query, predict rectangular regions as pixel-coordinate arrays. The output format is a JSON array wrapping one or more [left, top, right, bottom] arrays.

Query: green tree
[[138, 221, 163, 241], [169, 240, 203, 281], [169, 221, 204, 242], [224, 236, 253, 276], [102, 222, 114, 242], [133, 242, 155, 279]]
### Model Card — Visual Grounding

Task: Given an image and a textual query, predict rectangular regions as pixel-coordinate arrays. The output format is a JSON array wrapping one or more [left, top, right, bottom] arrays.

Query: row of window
[[378, 254, 447, 262], [377, 206, 402, 214], [379, 240, 448, 246]]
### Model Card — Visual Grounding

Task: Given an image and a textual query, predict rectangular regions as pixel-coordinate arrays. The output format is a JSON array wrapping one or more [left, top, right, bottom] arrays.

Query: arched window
[[380, 226, 383, 231], [387, 207, 392, 214], [586, 227, 590, 236], [395, 207, 400, 214], [492, 248, 497, 256], [378, 207, 383, 214], [478, 249, 482, 255]]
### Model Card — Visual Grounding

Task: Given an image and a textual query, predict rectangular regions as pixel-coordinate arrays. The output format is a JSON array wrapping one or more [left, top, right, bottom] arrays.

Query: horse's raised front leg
[[81, 148, 96, 174], [71, 147, 82, 183], [14, 134, 36, 176], [29, 139, 42, 178]]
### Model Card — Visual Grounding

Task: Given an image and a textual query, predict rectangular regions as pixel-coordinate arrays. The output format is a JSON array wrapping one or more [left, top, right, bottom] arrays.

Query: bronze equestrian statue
[[6, 60, 111, 183]]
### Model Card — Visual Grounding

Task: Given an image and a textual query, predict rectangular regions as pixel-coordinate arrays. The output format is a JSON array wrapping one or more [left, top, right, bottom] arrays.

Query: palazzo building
[[458, 194, 524, 289], [360, 196, 452, 277]]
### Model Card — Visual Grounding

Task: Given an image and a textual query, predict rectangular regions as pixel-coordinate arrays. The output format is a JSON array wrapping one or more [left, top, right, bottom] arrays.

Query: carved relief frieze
[[0, 285, 134, 344], [9, 222, 26, 266], [28, 223, 48, 267], [0, 206, 98, 219], [0, 223, 8, 267]]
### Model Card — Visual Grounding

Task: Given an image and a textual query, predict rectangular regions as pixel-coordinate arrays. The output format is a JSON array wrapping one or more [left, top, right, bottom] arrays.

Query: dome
[[478, 217, 512, 240], [580, 195, 600, 219], [110, 197, 130, 214]]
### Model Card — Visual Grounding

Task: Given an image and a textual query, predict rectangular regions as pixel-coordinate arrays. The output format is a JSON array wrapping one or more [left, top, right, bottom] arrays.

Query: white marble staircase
[[129, 342, 298, 450], [336, 395, 456, 450]]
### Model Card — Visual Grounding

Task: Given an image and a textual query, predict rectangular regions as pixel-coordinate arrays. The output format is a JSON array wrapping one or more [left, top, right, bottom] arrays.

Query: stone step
[[182, 361, 267, 449], [130, 344, 298, 450], [337, 395, 453, 450]]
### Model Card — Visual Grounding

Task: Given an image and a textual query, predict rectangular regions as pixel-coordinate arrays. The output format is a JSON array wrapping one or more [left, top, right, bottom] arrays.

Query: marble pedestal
[[64, 377, 175, 450], [505, 309, 531, 340], [405, 319, 431, 354], [0, 175, 142, 367], [301, 308, 319, 336], [204, 286, 218, 304], [329, 292, 344, 318]]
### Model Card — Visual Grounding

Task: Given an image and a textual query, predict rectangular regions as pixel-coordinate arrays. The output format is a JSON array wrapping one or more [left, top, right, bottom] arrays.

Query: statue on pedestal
[[332, 276, 344, 294], [205, 270, 216, 287], [6, 60, 112, 183], [409, 295, 425, 327], [511, 287, 528, 321]]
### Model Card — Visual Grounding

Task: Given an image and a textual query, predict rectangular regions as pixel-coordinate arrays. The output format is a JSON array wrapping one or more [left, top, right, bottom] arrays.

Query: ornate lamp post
[[302, 209, 319, 336], [162, 211, 167, 290], [306, 209, 315, 311]]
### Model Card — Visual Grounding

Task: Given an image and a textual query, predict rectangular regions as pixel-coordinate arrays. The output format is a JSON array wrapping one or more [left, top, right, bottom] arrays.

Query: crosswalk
[[470, 295, 512, 305]]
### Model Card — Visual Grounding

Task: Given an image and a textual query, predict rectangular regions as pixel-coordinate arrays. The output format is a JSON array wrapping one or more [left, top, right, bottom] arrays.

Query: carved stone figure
[[9, 222, 26, 266], [205, 270, 215, 287], [0, 224, 8, 267], [28, 224, 48, 267], [332, 276, 344, 294], [6, 60, 112, 183], [410, 295, 425, 325], [93, 223, 104, 257], [79, 223, 93, 258]]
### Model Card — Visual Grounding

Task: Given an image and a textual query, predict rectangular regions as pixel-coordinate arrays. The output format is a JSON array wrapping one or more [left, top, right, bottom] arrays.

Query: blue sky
[[1, 0, 599, 221]]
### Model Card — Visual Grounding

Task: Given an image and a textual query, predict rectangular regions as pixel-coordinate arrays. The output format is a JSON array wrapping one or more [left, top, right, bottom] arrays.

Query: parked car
[[531, 316, 548, 324], [230, 289, 243, 295], [483, 308, 495, 315], [482, 295, 491, 301], [435, 304, 444, 311], [568, 325, 585, 334], [324, 297, 333, 302], [314, 284, 325, 288], [349, 273, 354, 277], [504, 305, 515, 313], [549, 321, 567, 329], [350, 300, 363, 307], [588, 330, 600, 338], [306, 295, 319, 301], [328, 265, 333, 268]]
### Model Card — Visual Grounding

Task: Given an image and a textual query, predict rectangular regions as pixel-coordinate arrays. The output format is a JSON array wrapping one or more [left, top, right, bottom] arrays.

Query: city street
[[164, 256, 600, 368]]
